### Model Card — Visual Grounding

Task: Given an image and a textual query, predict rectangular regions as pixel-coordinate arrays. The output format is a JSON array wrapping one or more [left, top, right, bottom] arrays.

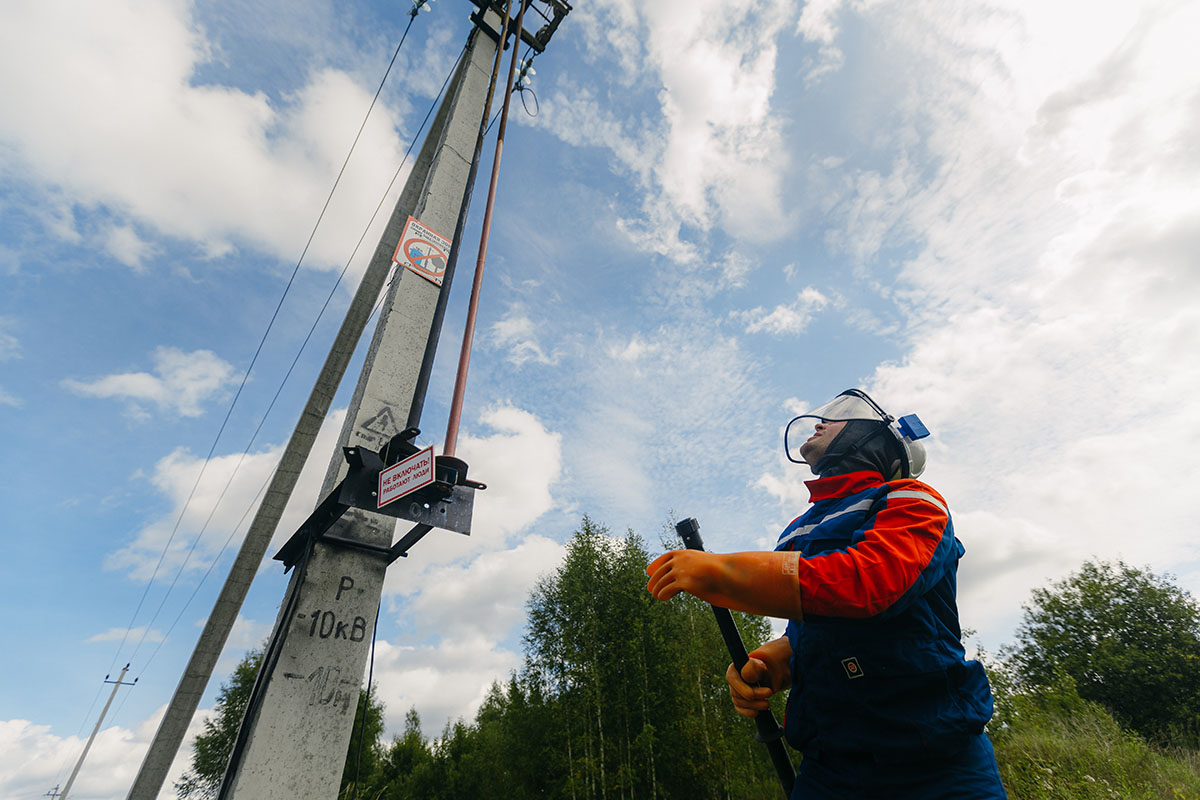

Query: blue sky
[[3, 0, 1199, 797]]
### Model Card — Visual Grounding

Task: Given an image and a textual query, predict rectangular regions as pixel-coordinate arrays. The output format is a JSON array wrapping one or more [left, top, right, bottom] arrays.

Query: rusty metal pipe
[[444, 0, 528, 456]]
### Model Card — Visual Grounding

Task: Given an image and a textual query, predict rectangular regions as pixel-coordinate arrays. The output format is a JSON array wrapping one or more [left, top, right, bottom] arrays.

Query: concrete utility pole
[[216, 4, 555, 798], [125, 7, 523, 800]]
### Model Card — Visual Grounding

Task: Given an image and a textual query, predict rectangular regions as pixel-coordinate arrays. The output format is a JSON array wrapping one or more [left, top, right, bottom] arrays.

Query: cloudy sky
[[3, 0, 1198, 797]]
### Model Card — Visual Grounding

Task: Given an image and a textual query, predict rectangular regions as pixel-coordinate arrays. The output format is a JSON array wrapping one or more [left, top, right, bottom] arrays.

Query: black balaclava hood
[[812, 419, 904, 478]]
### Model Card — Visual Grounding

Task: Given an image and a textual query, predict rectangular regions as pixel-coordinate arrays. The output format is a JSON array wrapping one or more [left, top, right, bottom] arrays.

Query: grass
[[988, 673, 1200, 799]]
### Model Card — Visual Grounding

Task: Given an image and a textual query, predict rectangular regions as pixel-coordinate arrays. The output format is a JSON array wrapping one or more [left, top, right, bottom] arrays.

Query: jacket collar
[[804, 470, 885, 502]]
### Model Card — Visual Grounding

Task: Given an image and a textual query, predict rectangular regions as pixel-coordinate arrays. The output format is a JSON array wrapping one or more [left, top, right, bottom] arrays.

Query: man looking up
[[646, 389, 1006, 799]]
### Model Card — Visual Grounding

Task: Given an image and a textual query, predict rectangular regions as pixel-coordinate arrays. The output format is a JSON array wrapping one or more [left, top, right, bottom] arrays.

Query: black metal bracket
[[468, 0, 572, 54], [273, 430, 485, 570]]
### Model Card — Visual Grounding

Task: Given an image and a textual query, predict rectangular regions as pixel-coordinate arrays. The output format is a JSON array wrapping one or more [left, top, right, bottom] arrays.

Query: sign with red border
[[378, 445, 435, 508], [392, 216, 452, 286]]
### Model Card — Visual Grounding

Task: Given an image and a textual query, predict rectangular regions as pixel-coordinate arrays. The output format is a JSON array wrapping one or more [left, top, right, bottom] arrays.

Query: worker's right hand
[[726, 636, 792, 718]]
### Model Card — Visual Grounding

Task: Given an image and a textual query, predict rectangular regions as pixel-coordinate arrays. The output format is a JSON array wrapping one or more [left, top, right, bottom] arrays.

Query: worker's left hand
[[645, 550, 804, 619]]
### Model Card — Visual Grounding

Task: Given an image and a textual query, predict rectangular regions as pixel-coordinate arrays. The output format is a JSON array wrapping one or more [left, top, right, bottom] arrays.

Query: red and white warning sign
[[378, 445, 435, 508], [392, 216, 452, 286]]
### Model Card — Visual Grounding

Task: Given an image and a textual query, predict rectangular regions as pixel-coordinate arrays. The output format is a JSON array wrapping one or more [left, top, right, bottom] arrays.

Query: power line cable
[[127, 41, 467, 678], [133, 255, 403, 678], [48, 681, 106, 792], [216, 536, 316, 800], [104, 12, 424, 677], [105, 675, 138, 733], [350, 599, 382, 800], [484, 46, 536, 135], [217, 9, 513, 784], [134, 474, 269, 676], [63, 10, 452, 796]]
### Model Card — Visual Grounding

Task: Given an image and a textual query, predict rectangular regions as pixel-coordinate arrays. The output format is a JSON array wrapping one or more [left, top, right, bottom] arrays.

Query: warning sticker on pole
[[392, 216, 452, 286], [378, 445, 435, 508]]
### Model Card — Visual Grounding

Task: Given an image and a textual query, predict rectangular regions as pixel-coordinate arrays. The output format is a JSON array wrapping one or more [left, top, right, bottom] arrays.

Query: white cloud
[[382, 405, 564, 583], [0, 320, 19, 406], [211, 615, 275, 674], [490, 307, 558, 366], [536, 0, 796, 263], [796, 0, 849, 47], [103, 224, 156, 270], [367, 407, 566, 733], [368, 635, 522, 736], [755, 460, 812, 514], [457, 406, 564, 540], [401, 534, 565, 642], [0, 318, 19, 360], [105, 408, 347, 583], [87, 626, 165, 645], [0, 0, 408, 272], [567, 320, 775, 538], [608, 333, 652, 362], [739, 286, 830, 334], [826, 154, 921, 264], [763, 0, 1200, 648], [795, 0, 863, 82], [0, 703, 203, 800], [63, 347, 238, 419]]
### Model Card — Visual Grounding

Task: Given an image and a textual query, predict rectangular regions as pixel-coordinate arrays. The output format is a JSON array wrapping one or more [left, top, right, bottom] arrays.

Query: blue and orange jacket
[[776, 471, 993, 761]]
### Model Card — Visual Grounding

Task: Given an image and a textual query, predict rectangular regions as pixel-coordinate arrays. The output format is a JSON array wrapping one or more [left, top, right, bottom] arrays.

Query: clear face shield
[[784, 392, 890, 463], [784, 389, 931, 477]]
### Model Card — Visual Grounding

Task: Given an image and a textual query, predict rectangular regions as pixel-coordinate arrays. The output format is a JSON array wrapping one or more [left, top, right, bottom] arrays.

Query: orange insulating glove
[[726, 635, 793, 719], [645, 549, 804, 620]]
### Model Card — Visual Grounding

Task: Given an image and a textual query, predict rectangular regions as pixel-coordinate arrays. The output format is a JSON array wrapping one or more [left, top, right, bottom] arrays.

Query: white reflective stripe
[[885, 490, 949, 517], [776, 498, 877, 547]]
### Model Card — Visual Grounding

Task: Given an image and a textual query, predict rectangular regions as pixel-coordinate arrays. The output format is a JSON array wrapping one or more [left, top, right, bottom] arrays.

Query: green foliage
[[984, 653, 1200, 799], [1005, 560, 1200, 745], [179, 534, 1200, 800], [176, 649, 263, 799], [356, 517, 783, 800], [340, 686, 387, 798]]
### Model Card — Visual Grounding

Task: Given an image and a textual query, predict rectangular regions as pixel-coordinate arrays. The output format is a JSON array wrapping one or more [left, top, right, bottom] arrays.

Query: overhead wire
[[483, 46, 537, 135], [77, 0, 548, 786], [220, 1, 523, 787], [48, 682, 107, 792], [216, 530, 316, 800], [128, 39, 469, 680], [55, 6, 479, 796], [349, 599, 382, 800], [102, 10, 423, 679], [63, 23, 446, 795], [518, 83, 539, 117], [347, 3, 528, 792]]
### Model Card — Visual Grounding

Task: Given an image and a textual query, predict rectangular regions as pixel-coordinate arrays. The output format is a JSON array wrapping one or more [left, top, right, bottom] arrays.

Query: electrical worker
[[646, 389, 1006, 798]]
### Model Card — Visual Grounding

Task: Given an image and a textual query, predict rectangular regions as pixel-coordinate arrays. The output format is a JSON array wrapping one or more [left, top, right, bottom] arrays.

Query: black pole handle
[[675, 517, 796, 797]]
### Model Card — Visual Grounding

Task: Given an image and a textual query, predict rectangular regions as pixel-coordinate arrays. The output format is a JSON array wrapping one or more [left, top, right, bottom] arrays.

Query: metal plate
[[380, 484, 475, 534]]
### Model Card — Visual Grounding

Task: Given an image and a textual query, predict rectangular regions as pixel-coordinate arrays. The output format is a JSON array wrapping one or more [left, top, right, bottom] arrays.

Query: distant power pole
[[62, 665, 134, 800]]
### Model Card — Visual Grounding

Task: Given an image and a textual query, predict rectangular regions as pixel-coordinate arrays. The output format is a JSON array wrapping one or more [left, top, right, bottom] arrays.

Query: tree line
[[179, 518, 1200, 799]]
